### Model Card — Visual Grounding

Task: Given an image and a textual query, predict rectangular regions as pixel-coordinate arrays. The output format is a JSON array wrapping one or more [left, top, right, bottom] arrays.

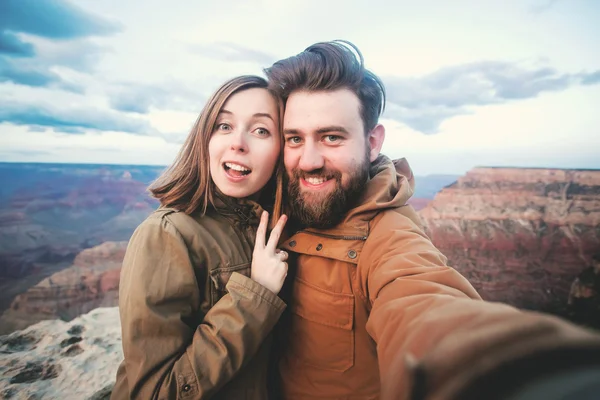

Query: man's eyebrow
[[316, 125, 349, 135], [283, 126, 350, 135], [283, 128, 301, 135]]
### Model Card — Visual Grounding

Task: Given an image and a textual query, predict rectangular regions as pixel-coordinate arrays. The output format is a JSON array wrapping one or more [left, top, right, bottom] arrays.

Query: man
[[264, 41, 600, 400]]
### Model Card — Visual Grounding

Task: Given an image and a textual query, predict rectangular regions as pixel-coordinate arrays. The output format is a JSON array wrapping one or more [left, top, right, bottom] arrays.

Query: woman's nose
[[230, 131, 248, 153]]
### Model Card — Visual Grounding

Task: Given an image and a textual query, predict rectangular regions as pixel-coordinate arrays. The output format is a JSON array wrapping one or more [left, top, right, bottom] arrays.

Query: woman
[[111, 76, 289, 399]]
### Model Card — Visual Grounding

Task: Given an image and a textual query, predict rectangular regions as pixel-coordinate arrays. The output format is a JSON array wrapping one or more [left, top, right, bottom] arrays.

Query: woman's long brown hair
[[148, 75, 284, 227]]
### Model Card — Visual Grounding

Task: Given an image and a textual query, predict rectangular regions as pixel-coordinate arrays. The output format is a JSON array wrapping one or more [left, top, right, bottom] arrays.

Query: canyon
[[420, 167, 600, 315], [1, 163, 599, 335], [0, 242, 126, 334], [0, 163, 160, 333]]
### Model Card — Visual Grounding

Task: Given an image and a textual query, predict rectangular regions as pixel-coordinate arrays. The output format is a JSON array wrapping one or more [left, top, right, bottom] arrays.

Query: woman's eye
[[217, 123, 231, 131], [255, 128, 270, 136]]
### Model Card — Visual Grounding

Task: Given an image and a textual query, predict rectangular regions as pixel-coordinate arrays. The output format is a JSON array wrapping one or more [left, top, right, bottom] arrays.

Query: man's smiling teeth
[[306, 177, 327, 185], [225, 162, 250, 172]]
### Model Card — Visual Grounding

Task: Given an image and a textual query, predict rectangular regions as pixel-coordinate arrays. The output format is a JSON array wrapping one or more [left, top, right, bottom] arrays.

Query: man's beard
[[286, 155, 370, 229]]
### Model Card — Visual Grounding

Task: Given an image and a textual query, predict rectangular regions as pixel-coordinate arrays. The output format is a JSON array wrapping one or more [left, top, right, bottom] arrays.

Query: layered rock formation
[[419, 167, 600, 314], [0, 242, 126, 334], [0, 163, 159, 333], [0, 211, 81, 279], [0, 307, 122, 399], [407, 197, 431, 211], [0, 163, 158, 282]]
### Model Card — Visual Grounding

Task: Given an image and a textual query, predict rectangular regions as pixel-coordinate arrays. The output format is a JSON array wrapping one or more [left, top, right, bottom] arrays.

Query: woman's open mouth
[[223, 162, 252, 178]]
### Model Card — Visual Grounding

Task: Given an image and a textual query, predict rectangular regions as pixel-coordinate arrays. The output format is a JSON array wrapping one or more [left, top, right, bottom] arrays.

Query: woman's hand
[[251, 211, 288, 295]]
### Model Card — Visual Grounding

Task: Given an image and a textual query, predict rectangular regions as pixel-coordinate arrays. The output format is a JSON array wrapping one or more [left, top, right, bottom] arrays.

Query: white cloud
[[2, 0, 599, 174], [0, 124, 180, 165], [382, 84, 600, 174], [147, 109, 198, 141]]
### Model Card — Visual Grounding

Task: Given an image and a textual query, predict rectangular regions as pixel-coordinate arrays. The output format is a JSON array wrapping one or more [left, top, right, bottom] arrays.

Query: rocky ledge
[[0, 307, 122, 399]]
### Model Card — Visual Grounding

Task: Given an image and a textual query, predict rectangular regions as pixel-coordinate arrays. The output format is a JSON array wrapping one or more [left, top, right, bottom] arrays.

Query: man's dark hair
[[264, 40, 386, 134]]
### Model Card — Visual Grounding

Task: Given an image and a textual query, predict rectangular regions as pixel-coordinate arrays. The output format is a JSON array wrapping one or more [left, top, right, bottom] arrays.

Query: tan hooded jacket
[[111, 197, 286, 400], [274, 155, 600, 400]]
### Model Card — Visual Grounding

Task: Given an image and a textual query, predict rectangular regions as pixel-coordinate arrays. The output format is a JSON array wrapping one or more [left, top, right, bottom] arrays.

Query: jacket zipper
[[297, 230, 367, 241], [233, 207, 253, 224]]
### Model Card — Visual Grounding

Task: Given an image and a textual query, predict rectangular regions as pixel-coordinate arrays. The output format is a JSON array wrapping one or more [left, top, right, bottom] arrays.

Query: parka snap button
[[289, 240, 297, 247], [316, 244, 323, 251], [182, 384, 191, 392], [348, 250, 357, 259]]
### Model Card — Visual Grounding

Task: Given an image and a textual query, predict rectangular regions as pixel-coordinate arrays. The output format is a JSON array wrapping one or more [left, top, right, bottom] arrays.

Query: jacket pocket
[[289, 277, 355, 372], [209, 262, 251, 306]]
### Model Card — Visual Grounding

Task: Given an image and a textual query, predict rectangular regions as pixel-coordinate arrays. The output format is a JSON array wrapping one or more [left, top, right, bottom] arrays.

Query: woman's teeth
[[225, 162, 250, 172]]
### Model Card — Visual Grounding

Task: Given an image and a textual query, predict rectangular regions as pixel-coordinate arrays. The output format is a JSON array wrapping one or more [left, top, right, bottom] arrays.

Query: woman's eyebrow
[[219, 110, 274, 122], [253, 112, 274, 122]]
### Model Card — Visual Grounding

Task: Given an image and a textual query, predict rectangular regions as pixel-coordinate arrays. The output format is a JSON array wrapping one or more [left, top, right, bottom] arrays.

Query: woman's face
[[209, 87, 280, 199]]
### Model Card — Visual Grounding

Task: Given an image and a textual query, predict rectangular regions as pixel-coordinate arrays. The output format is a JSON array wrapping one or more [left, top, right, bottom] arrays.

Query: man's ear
[[368, 124, 385, 162]]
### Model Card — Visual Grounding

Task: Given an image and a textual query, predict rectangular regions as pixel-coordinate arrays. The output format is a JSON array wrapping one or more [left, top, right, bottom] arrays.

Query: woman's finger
[[266, 214, 287, 251], [254, 211, 269, 249]]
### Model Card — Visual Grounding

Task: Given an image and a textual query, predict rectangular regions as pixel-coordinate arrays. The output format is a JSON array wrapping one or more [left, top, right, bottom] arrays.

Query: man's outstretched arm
[[361, 207, 600, 400]]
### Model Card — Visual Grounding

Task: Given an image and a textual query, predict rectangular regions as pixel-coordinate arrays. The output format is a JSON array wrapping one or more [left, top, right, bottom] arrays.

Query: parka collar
[[211, 189, 265, 228]]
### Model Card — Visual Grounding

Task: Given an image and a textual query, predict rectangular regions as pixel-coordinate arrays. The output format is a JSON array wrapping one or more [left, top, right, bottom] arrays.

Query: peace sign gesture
[[251, 211, 289, 295]]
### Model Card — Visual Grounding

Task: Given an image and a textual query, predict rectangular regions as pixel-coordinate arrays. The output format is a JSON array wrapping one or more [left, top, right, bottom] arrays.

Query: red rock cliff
[[0, 241, 126, 334], [419, 167, 600, 312]]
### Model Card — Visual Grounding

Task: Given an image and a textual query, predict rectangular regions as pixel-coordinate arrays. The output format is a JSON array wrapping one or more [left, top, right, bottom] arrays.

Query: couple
[[112, 41, 600, 400]]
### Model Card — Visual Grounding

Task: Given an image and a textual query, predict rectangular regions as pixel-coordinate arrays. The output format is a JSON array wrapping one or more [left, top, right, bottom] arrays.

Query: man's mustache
[[289, 168, 342, 181]]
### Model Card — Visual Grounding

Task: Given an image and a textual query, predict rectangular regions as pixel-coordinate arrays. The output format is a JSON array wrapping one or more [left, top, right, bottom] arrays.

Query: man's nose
[[298, 143, 324, 171], [230, 131, 248, 153]]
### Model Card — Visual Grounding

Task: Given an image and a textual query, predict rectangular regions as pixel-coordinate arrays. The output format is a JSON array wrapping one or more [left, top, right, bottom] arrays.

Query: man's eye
[[287, 136, 302, 144], [324, 135, 341, 143]]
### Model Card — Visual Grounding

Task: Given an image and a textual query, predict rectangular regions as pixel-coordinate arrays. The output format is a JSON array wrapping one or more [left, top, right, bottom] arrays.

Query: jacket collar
[[211, 189, 265, 227]]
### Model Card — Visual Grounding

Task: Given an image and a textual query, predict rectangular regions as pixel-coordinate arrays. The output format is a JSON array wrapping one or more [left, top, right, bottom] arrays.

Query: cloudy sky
[[1, 0, 599, 175]]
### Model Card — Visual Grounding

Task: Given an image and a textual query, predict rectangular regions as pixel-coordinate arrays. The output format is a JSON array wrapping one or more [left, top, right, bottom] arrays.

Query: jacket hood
[[302, 155, 415, 237]]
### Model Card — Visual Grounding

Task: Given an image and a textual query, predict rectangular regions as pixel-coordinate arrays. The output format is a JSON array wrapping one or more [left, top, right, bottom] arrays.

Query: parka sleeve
[[361, 207, 600, 400], [118, 216, 286, 399]]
